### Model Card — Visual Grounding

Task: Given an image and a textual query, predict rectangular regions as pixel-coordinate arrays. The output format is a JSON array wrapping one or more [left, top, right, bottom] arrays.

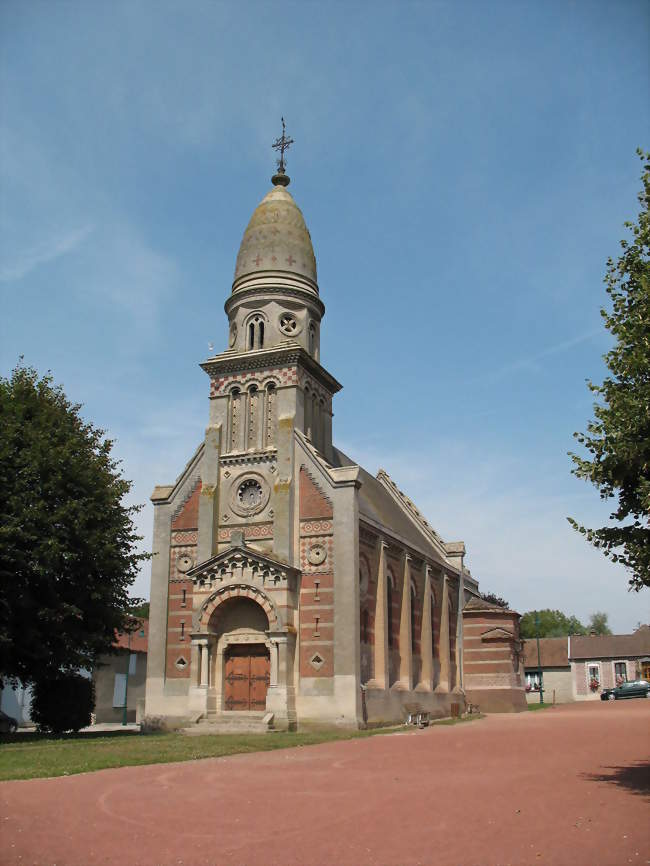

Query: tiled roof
[[464, 597, 509, 613], [569, 629, 650, 660], [114, 619, 148, 654], [523, 638, 569, 668]]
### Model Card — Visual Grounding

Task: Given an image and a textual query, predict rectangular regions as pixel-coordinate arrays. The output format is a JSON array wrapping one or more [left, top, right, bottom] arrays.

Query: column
[[269, 639, 279, 687], [197, 424, 220, 563], [200, 642, 209, 687], [436, 574, 450, 692], [369, 538, 389, 689], [398, 552, 413, 690], [265, 631, 296, 729], [190, 640, 201, 688], [417, 565, 433, 690]]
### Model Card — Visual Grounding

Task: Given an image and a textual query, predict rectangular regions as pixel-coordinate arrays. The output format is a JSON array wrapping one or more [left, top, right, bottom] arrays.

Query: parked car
[[600, 680, 650, 701], [0, 710, 18, 733]]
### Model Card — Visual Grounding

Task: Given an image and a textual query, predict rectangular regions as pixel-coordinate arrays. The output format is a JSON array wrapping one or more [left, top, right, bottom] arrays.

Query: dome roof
[[233, 182, 317, 288]]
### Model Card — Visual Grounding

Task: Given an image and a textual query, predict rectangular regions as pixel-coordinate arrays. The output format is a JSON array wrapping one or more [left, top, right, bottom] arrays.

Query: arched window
[[361, 608, 369, 643], [304, 386, 313, 440], [265, 382, 276, 446], [410, 582, 417, 654], [308, 321, 316, 356], [431, 592, 436, 657], [230, 387, 241, 451], [247, 314, 265, 350], [387, 572, 395, 648], [247, 385, 258, 450]]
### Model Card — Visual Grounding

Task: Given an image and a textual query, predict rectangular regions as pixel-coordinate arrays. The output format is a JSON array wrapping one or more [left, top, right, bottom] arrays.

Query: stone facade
[[144, 167, 484, 729]]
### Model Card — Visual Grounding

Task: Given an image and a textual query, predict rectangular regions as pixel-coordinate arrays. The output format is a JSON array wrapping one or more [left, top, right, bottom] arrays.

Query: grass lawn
[[0, 715, 482, 782], [527, 702, 555, 711]]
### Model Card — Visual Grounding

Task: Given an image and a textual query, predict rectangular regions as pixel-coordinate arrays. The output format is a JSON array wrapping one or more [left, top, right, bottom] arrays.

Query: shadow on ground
[[0, 730, 141, 744], [582, 762, 650, 799]]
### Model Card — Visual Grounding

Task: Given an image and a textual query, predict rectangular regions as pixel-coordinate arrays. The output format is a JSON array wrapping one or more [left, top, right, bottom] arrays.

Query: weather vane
[[272, 117, 294, 176]]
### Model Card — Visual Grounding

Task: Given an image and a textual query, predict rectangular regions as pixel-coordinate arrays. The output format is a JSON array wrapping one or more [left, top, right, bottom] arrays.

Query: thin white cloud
[[341, 438, 645, 633], [0, 224, 94, 283], [471, 329, 603, 385]]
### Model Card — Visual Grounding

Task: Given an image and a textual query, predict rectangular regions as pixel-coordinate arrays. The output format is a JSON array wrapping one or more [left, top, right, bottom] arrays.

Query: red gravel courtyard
[[2, 700, 649, 866]]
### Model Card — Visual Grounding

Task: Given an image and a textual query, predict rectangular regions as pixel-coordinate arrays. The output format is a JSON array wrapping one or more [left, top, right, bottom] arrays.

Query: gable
[[481, 627, 515, 642], [299, 466, 333, 520], [172, 479, 202, 530]]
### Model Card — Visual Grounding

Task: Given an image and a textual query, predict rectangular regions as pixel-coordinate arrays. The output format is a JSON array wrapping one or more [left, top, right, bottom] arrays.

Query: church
[[144, 137, 486, 730]]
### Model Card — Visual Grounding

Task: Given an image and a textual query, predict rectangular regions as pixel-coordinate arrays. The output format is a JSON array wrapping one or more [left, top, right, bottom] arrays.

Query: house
[[93, 620, 148, 723], [523, 625, 650, 703], [523, 638, 571, 703]]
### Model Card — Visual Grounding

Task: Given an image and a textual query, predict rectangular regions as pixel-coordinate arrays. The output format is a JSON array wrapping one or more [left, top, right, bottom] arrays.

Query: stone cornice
[[224, 281, 325, 318], [200, 345, 342, 395]]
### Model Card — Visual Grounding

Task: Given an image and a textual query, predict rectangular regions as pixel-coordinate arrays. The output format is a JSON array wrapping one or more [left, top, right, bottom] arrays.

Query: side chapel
[[144, 137, 485, 730]]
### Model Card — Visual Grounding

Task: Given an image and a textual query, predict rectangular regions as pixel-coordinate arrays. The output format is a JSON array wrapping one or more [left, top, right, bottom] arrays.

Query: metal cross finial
[[272, 117, 294, 175]]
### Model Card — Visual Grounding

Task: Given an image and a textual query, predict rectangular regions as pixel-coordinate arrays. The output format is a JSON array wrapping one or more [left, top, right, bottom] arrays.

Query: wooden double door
[[224, 645, 270, 711]]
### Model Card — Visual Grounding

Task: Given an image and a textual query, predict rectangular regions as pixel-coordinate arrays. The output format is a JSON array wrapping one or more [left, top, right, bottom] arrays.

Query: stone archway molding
[[194, 583, 280, 632]]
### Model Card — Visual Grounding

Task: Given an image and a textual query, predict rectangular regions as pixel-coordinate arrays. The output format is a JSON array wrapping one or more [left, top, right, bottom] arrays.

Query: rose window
[[279, 313, 298, 335], [237, 478, 263, 509]]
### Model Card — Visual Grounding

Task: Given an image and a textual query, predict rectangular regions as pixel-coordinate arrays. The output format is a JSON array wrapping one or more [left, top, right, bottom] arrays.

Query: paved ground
[[2, 701, 648, 866]]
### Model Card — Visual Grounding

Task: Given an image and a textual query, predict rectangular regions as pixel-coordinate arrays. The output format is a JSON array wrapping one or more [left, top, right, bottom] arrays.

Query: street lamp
[[534, 611, 544, 704]]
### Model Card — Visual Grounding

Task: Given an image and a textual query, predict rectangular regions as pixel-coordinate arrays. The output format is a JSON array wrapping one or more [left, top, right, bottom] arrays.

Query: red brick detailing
[[299, 646, 334, 677], [209, 367, 298, 398], [299, 467, 334, 679], [299, 467, 333, 520], [171, 480, 201, 530], [217, 523, 273, 541]]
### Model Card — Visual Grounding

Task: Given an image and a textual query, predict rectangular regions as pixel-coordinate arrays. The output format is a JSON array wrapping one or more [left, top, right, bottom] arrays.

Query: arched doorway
[[208, 596, 271, 713]]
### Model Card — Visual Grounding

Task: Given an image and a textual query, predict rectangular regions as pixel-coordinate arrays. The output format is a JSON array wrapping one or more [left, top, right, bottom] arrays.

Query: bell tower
[[197, 122, 341, 567]]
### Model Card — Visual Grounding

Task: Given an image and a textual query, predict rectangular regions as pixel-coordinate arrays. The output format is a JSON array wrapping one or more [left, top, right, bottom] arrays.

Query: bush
[[31, 673, 95, 733]]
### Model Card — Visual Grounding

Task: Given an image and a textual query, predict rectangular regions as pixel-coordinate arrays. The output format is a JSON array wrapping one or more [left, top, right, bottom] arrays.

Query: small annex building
[[143, 157, 506, 730]]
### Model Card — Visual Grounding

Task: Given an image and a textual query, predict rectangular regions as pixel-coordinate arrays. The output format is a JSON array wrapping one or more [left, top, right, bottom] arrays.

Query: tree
[[480, 591, 509, 609], [588, 611, 612, 635], [0, 363, 147, 685], [519, 609, 587, 639], [569, 150, 650, 591], [30, 673, 95, 734], [129, 601, 150, 619]]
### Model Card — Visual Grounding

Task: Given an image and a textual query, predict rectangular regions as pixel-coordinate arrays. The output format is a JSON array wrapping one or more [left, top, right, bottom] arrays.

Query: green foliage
[[128, 601, 150, 619], [569, 150, 650, 591], [519, 609, 587, 639], [588, 611, 612, 635], [30, 673, 95, 734], [0, 363, 148, 685], [480, 591, 509, 609]]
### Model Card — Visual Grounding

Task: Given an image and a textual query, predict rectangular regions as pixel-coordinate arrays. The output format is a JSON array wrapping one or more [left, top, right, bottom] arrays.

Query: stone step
[[182, 711, 273, 736]]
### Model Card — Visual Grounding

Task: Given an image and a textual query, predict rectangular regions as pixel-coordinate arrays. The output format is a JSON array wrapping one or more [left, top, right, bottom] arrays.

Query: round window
[[279, 313, 300, 336], [238, 478, 263, 509], [229, 473, 270, 517]]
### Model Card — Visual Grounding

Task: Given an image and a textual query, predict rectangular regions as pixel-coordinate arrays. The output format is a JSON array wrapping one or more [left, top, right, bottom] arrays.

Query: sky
[[1, 0, 648, 633]]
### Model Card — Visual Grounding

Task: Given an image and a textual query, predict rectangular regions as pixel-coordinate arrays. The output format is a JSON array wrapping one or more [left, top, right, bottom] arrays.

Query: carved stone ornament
[[229, 321, 237, 347], [176, 554, 194, 574], [307, 542, 327, 566], [279, 312, 301, 336], [230, 472, 270, 517]]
